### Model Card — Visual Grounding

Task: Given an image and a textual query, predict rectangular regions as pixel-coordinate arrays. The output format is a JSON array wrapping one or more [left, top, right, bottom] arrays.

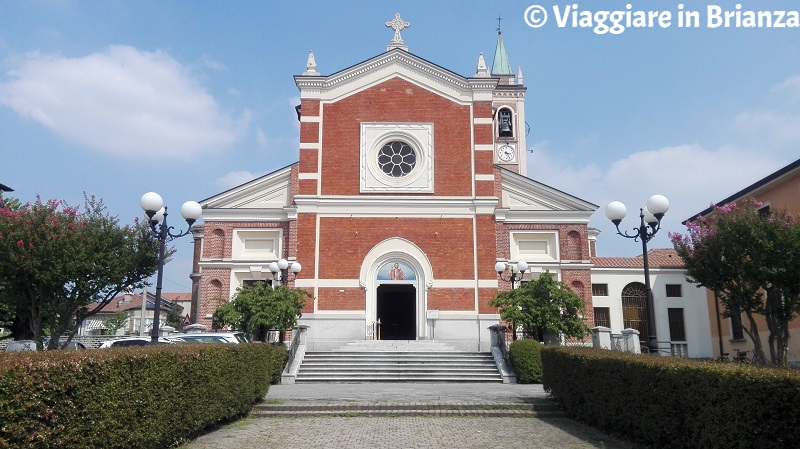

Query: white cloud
[[733, 110, 800, 146], [256, 128, 268, 148], [772, 75, 800, 100], [528, 143, 784, 257], [214, 170, 261, 190], [0, 46, 249, 161]]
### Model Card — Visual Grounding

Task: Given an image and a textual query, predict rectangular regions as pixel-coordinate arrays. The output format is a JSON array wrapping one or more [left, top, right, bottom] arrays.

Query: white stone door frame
[[360, 238, 433, 340]]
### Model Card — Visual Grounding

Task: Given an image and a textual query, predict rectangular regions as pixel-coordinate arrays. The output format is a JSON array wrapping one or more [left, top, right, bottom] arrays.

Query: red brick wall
[[318, 287, 365, 310], [313, 217, 476, 280], [563, 268, 594, 324], [319, 78, 473, 196], [427, 289, 474, 310]]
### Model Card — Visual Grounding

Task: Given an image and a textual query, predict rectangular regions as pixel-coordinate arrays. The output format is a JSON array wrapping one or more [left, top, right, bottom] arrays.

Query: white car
[[98, 337, 172, 348], [166, 332, 250, 344]]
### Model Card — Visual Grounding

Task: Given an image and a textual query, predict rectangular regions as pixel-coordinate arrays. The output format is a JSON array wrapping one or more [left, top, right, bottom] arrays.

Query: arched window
[[621, 282, 648, 343], [497, 108, 513, 137]]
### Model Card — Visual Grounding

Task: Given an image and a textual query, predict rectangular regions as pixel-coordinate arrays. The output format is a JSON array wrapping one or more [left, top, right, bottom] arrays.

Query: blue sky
[[1, 1, 798, 292]]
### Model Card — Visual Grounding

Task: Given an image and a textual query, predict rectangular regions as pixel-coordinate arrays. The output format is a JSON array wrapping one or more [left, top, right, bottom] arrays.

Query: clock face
[[498, 145, 515, 162]]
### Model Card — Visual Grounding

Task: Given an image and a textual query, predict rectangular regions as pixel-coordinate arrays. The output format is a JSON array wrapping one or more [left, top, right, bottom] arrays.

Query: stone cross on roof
[[386, 13, 410, 51]]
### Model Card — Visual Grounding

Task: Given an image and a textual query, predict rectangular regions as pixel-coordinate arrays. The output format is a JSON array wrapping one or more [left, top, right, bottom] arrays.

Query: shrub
[[509, 339, 543, 384], [0, 343, 285, 449], [541, 346, 800, 449]]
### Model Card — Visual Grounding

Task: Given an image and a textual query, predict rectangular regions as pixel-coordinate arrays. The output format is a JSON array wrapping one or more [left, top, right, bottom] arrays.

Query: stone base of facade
[[299, 313, 501, 352]]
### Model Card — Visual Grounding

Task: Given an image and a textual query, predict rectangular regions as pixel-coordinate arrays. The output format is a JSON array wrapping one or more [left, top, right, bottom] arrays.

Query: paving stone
[[182, 383, 637, 449]]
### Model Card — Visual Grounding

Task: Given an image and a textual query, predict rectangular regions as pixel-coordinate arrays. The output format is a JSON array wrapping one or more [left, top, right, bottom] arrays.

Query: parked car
[[98, 337, 172, 348], [166, 332, 250, 344], [5, 340, 36, 352], [56, 341, 87, 350]]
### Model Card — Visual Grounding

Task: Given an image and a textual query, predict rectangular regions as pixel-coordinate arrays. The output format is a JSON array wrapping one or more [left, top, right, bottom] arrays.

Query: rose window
[[378, 141, 416, 177]]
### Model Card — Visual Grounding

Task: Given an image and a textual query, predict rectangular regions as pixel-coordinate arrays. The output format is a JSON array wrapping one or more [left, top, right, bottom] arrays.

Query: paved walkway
[[183, 383, 637, 449]]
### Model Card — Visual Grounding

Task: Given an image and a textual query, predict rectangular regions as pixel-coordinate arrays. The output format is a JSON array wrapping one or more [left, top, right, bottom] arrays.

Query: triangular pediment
[[499, 167, 598, 214], [200, 164, 293, 211], [295, 48, 498, 104]]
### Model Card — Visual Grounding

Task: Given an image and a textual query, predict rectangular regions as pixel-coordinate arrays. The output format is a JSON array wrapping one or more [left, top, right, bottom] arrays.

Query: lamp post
[[605, 194, 669, 355], [268, 258, 302, 286], [495, 260, 528, 290], [140, 192, 202, 343]]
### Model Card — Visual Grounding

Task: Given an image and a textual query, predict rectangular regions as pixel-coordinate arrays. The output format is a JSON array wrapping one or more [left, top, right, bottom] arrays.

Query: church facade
[[190, 16, 599, 351]]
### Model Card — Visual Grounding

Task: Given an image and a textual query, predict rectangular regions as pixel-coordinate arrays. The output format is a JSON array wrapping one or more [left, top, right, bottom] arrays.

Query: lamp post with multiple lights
[[140, 192, 202, 343], [605, 194, 669, 355], [495, 260, 529, 290], [269, 258, 302, 286]]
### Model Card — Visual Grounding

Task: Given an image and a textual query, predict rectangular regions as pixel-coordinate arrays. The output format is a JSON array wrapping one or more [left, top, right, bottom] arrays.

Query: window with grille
[[731, 305, 745, 340], [758, 205, 771, 218], [594, 307, 610, 328], [666, 284, 682, 297], [622, 282, 648, 340], [592, 284, 608, 296], [668, 308, 686, 341]]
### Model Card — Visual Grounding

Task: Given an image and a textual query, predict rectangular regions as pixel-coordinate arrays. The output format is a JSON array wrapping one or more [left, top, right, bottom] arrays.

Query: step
[[294, 346, 503, 384], [251, 401, 564, 417]]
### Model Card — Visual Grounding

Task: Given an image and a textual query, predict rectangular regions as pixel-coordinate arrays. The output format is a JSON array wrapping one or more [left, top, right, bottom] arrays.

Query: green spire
[[491, 31, 513, 76]]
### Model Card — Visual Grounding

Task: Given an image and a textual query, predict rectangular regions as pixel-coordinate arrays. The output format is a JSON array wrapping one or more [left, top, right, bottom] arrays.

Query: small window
[[668, 308, 686, 341], [758, 205, 771, 218], [592, 284, 608, 296], [242, 280, 272, 288], [666, 284, 682, 297], [731, 305, 745, 340], [594, 307, 610, 328]]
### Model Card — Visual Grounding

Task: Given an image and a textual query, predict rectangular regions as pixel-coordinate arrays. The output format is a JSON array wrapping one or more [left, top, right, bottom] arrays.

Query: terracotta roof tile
[[592, 248, 684, 269]]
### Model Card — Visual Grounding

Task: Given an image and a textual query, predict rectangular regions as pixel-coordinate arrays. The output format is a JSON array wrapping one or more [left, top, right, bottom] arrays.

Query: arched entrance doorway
[[622, 282, 648, 345], [360, 238, 433, 341], [377, 284, 416, 340], [375, 260, 417, 340]]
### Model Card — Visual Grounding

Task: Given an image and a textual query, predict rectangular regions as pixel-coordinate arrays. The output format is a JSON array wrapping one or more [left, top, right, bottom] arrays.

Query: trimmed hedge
[[0, 343, 286, 449], [542, 346, 800, 449], [508, 339, 543, 384]]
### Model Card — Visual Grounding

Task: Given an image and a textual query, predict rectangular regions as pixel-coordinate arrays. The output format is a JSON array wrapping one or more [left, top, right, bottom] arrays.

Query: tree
[[214, 282, 309, 342], [489, 271, 591, 342], [102, 310, 130, 335], [0, 195, 160, 349], [671, 198, 800, 366]]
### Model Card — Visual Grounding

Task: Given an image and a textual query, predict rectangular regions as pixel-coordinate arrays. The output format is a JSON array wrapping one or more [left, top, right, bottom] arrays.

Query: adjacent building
[[688, 158, 800, 362]]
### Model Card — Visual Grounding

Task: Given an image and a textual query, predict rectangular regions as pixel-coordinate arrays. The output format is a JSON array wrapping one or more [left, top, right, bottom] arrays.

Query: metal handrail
[[284, 327, 305, 373]]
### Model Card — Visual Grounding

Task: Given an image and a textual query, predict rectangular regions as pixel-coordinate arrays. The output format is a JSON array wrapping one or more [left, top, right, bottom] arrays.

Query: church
[[190, 14, 602, 352]]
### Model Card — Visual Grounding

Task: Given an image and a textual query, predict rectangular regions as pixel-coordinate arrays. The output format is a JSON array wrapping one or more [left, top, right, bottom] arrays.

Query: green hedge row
[[541, 347, 800, 449], [0, 343, 287, 449], [508, 339, 543, 384]]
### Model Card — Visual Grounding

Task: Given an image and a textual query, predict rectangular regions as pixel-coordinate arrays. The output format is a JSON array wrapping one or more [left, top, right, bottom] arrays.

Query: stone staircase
[[251, 400, 564, 417], [294, 340, 503, 383]]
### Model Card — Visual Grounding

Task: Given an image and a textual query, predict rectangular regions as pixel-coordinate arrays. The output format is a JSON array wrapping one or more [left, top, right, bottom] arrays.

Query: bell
[[499, 120, 512, 136]]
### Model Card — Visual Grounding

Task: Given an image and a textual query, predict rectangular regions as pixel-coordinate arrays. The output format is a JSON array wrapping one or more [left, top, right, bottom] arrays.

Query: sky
[[1, 1, 798, 292]]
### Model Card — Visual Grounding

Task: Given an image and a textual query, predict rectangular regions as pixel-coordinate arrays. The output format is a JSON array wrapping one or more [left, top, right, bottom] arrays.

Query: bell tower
[[490, 27, 527, 176]]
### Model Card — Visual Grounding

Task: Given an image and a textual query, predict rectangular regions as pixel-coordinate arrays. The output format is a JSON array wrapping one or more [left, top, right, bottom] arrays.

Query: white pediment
[[499, 168, 598, 221], [295, 49, 498, 105], [200, 165, 293, 212]]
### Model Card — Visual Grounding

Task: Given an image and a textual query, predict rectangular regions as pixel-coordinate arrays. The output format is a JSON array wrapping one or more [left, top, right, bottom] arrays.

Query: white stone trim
[[360, 123, 434, 193], [299, 142, 320, 150], [298, 173, 319, 180], [474, 144, 494, 151], [475, 174, 494, 181], [300, 116, 320, 122], [473, 117, 493, 125]]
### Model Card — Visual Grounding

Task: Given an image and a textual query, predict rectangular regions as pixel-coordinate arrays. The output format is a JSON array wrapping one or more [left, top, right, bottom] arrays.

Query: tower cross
[[386, 13, 410, 44], [497, 14, 502, 32]]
